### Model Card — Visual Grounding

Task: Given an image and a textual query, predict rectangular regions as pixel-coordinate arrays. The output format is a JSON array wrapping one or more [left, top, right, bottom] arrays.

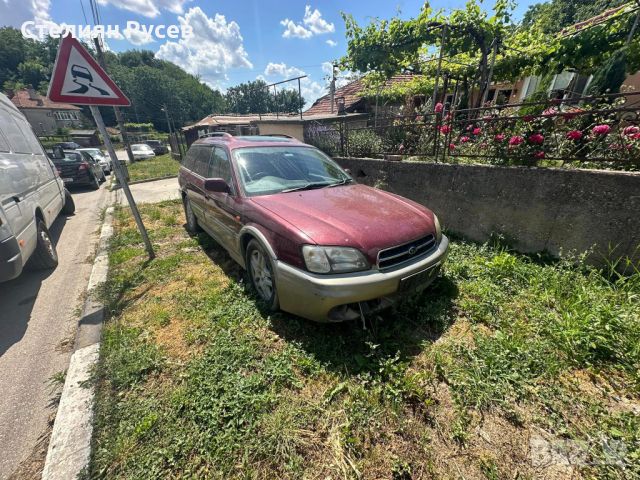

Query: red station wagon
[[178, 134, 449, 322]]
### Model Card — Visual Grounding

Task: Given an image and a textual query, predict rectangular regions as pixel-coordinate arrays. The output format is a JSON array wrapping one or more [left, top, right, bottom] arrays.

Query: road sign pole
[[90, 105, 155, 260]]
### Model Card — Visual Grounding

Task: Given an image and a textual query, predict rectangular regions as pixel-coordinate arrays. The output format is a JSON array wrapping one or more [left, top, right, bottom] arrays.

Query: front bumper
[[276, 235, 449, 322], [0, 235, 23, 282]]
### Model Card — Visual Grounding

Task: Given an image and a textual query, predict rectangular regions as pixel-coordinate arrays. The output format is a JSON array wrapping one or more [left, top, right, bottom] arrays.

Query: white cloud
[[123, 25, 154, 45], [303, 5, 334, 34], [156, 7, 252, 89], [263, 61, 326, 105], [0, 0, 54, 31], [280, 5, 334, 39], [264, 62, 304, 78], [279, 18, 312, 39], [326, 39, 337, 47], [96, 0, 190, 18]]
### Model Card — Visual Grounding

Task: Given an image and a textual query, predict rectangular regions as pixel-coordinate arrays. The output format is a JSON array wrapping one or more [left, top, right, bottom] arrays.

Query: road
[[0, 182, 109, 479]]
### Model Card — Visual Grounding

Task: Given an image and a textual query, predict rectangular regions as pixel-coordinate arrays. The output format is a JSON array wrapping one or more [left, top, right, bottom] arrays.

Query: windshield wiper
[[327, 178, 354, 188], [281, 182, 332, 193]]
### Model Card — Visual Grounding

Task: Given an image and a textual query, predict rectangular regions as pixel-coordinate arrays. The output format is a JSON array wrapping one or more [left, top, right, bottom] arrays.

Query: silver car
[[131, 143, 156, 160], [0, 93, 75, 282], [78, 147, 111, 174]]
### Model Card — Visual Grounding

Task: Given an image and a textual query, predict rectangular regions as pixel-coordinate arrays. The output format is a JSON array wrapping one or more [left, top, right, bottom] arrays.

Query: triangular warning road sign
[[48, 34, 130, 106]]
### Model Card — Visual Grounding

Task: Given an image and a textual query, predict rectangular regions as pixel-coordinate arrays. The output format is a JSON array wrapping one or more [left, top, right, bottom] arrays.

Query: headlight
[[433, 214, 442, 244], [302, 245, 369, 274]]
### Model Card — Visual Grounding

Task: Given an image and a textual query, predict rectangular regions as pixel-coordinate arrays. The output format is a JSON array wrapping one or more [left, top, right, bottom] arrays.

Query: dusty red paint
[[180, 136, 437, 270]]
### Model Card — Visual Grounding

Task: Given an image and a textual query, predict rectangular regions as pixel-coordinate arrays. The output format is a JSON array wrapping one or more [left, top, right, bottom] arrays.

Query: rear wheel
[[62, 189, 75, 215], [246, 239, 279, 311], [183, 197, 201, 234], [28, 219, 58, 270]]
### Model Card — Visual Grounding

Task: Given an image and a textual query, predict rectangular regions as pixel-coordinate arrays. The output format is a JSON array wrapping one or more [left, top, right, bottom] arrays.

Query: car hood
[[251, 184, 435, 262]]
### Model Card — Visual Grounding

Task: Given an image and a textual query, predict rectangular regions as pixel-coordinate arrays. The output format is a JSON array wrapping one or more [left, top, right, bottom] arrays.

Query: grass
[[89, 200, 640, 480], [125, 154, 180, 183]]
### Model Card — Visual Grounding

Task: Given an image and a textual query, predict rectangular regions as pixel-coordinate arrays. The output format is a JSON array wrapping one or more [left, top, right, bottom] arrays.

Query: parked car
[[78, 147, 111, 174], [144, 139, 169, 155], [54, 141, 81, 150], [52, 150, 105, 189], [178, 135, 448, 322], [0, 93, 75, 283], [131, 143, 156, 160]]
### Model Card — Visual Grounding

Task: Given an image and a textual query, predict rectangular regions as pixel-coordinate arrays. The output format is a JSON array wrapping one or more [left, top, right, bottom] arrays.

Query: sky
[[1, 0, 538, 105]]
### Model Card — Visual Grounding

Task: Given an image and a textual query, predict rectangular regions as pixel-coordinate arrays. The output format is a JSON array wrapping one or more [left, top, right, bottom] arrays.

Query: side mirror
[[204, 178, 231, 194]]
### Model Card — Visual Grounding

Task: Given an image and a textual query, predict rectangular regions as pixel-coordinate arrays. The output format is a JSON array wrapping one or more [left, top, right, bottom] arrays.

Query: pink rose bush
[[566, 130, 583, 141], [528, 133, 544, 144], [509, 135, 524, 146], [592, 124, 611, 136]]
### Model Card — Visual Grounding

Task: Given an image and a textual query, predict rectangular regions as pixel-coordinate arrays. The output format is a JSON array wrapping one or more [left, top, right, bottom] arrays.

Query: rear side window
[[186, 146, 213, 177], [0, 114, 32, 154], [211, 147, 232, 184]]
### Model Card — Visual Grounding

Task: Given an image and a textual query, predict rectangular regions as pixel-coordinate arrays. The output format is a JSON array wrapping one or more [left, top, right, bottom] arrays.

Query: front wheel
[[28, 219, 58, 270], [246, 239, 279, 311], [62, 189, 75, 215], [183, 197, 201, 234]]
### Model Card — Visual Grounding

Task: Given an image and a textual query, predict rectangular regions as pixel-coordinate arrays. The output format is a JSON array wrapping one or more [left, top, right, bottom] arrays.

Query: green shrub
[[347, 129, 383, 157]]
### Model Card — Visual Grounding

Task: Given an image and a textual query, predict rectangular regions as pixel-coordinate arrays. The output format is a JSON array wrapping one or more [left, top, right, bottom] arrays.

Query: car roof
[[192, 134, 309, 150]]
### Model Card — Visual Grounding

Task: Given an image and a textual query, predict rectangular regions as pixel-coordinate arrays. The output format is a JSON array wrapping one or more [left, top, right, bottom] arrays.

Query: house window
[[54, 111, 78, 121]]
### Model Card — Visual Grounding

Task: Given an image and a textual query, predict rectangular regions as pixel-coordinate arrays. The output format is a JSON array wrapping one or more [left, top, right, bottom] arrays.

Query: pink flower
[[466, 125, 473, 131], [623, 125, 639, 136], [631, 132, 640, 140], [398, 144, 405, 153], [473, 127, 482, 135], [528, 133, 545, 144], [494, 133, 505, 142], [563, 108, 583, 120], [460, 136, 471, 143], [449, 143, 456, 150], [523, 115, 534, 123], [434, 103, 444, 113], [566, 130, 583, 141], [509, 135, 524, 146], [592, 124, 611, 136], [542, 107, 558, 117], [534, 151, 545, 159], [440, 125, 451, 134], [415, 115, 424, 122]]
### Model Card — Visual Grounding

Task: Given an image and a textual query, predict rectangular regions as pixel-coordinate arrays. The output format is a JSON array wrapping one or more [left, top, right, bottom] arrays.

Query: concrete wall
[[336, 157, 640, 265], [256, 122, 304, 141]]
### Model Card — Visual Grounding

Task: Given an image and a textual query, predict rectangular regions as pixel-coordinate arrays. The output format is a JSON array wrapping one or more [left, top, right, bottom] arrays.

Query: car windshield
[[132, 145, 150, 151], [233, 146, 351, 196]]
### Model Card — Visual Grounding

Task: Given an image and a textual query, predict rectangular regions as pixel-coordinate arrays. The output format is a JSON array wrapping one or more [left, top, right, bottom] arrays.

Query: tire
[[91, 173, 100, 190], [28, 219, 58, 270], [99, 171, 106, 183], [183, 196, 201, 234], [246, 239, 279, 311], [62, 189, 75, 215]]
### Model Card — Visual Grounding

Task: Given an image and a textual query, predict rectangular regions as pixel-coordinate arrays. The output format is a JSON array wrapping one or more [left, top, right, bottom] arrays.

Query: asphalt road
[[0, 181, 109, 479]]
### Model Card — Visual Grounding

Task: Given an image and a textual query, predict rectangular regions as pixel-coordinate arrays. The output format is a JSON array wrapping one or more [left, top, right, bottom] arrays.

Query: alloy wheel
[[250, 249, 273, 301]]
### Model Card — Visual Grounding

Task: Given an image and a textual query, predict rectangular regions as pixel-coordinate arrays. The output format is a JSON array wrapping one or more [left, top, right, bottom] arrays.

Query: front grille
[[377, 234, 436, 270]]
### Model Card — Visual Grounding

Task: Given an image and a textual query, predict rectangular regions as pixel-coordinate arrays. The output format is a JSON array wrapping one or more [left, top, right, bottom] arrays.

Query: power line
[[79, 0, 88, 25]]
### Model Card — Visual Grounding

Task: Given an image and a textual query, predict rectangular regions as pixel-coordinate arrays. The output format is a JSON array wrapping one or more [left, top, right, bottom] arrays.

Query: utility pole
[[93, 37, 135, 163], [432, 25, 447, 109], [162, 104, 173, 137], [480, 38, 499, 107], [330, 63, 337, 114]]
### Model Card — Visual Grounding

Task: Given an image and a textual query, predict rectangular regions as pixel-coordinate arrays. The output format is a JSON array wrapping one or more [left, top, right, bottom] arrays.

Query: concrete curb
[[111, 174, 178, 190], [42, 198, 115, 480]]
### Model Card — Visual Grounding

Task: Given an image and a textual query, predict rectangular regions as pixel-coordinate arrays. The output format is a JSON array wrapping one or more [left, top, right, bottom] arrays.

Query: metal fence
[[305, 92, 640, 170]]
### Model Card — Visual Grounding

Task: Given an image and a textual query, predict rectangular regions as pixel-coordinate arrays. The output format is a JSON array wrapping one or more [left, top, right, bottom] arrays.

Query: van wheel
[[183, 197, 201, 234], [246, 239, 279, 311], [62, 189, 75, 215], [28, 219, 58, 270]]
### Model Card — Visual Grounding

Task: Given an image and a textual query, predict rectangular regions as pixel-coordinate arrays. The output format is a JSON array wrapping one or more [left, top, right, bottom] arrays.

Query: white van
[[0, 92, 75, 282]]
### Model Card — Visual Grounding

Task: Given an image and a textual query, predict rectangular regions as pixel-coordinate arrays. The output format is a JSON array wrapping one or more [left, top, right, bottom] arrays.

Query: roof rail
[[199, 132, 234, 139], [258, 134, 294, 139]]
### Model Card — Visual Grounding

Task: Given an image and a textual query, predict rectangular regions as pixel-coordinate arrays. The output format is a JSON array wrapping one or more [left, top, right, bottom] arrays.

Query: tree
[[225, 79, 305, 114]]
